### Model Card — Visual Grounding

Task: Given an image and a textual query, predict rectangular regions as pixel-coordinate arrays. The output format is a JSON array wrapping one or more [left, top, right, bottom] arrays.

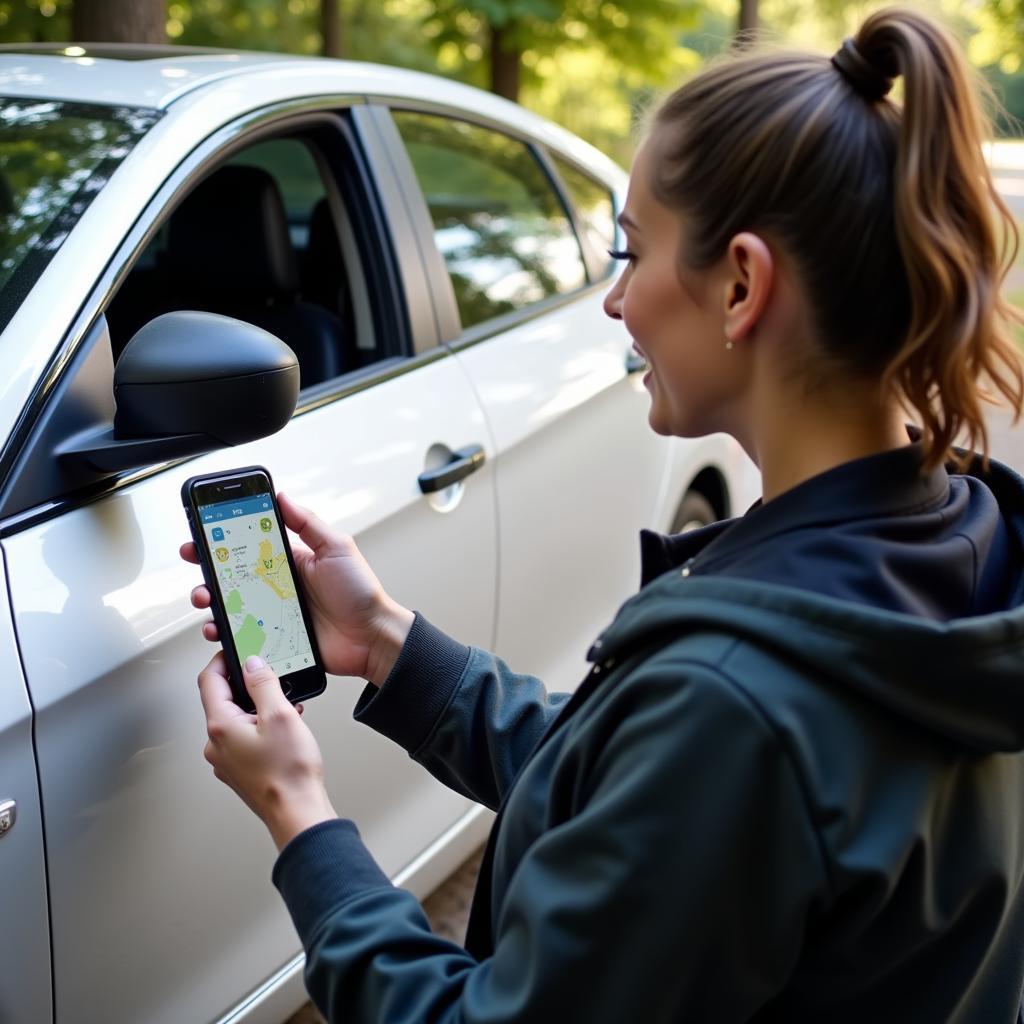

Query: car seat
[[301, 197, 352, 328], [165, 164, 348, 387]]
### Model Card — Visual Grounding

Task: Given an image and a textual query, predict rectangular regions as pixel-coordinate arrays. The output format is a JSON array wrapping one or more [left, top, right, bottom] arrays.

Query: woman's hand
[[199, 652, 336, 851], [181, 493, 414, 686]]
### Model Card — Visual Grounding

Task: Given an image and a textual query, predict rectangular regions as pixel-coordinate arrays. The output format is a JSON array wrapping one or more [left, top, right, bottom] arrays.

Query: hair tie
[[831, 37, 893, 101]]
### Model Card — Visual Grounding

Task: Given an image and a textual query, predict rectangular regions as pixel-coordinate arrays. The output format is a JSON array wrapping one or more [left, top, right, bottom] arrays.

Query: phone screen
[[196, 490, 316, 678]]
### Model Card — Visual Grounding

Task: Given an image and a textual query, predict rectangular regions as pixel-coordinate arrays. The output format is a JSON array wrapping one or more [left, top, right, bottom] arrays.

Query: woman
[[183, 8, 1024, 1020]]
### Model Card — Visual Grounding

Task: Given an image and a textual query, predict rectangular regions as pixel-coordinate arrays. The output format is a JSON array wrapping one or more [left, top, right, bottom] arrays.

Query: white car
[[0, 44, 760, 1024]]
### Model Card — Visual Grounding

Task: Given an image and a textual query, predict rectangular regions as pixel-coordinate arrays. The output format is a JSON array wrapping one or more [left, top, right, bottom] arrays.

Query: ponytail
[[648, 7, 1023, 471], [855, 9, 1024, 470]]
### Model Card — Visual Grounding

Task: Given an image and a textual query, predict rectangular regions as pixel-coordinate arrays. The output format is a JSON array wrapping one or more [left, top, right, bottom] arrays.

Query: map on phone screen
[[197, 492, 315, 677]]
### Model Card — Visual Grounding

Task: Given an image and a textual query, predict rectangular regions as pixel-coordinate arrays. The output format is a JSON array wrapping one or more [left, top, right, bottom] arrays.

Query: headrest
[[302, 197, 347, 311], [167, 165, 300, 297], [307, 198, 342, 266]]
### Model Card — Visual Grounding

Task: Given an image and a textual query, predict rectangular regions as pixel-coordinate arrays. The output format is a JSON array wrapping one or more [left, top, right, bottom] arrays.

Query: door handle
[[418, 444, 486, 494], [0, 799, 15, 838], [625, 352, 647, 374]]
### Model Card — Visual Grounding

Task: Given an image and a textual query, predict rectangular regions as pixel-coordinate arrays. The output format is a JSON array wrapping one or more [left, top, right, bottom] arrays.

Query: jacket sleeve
[[352, 612, 570, 810], [274, 656, 830, 1023]]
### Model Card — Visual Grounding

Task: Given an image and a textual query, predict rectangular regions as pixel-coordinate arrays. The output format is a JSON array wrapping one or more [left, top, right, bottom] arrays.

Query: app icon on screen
[[215, 547, 229, 563], [260, 517, 273, 533], [211, 527, 224, 541]]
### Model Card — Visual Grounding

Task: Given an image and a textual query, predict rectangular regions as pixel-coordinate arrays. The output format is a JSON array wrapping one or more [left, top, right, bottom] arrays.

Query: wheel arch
[[682, 465, 730, 521]]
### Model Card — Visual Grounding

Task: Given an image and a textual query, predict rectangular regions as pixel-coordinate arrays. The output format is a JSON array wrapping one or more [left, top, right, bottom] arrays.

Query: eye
[[607, 248, 635, 263]]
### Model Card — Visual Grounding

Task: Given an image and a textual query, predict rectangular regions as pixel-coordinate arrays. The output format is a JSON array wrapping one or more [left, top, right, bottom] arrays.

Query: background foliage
[[0, 0, 1021, 164]]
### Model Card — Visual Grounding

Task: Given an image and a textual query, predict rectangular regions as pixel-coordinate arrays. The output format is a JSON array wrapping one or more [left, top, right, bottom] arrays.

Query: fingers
[[278, 492, 342, 557], [197, 652, 247, 722], [187, 583, 218, 639], [241, 655, 293, 717], [183, 548, 217, 638], [184, 544, 213, 628], [193, 588, 217, 641]]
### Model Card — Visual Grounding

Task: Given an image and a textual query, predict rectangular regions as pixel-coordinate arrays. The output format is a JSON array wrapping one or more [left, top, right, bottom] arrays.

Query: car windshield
[[0, 97, 161, 334]]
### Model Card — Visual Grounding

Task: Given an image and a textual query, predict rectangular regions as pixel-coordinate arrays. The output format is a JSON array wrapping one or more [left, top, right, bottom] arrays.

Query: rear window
[[0, 98, 160, 333], [551, 156, 617, 275], [393, 111, 587, 331]]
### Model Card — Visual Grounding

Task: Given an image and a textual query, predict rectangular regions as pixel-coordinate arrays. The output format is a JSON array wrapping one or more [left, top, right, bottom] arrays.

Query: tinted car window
[[105, 133, 371, 388], [229, 138, 326, 250], [0, 99, 159, 333], [392, 111, 586, 331], [551, 155, 617, 275]]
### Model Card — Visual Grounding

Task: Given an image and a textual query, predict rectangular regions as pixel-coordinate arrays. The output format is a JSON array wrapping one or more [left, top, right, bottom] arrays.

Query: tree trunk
[[321, 0, 344, 59], [737, 0, 759, 43], [72, 0, 166, 44], [490, 21, 520, 102]]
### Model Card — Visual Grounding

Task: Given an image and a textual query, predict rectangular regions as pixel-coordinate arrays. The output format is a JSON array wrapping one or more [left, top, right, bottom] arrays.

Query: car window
[[229, 138, 325, 250], [391, 111, 587, 332], [0, 98, 160, 336], [550, 155, 617, 276], [105, 133, 377, 389]]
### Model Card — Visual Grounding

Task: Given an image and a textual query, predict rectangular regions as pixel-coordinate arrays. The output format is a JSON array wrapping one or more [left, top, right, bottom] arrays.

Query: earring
[[725, 338, 734, 350]]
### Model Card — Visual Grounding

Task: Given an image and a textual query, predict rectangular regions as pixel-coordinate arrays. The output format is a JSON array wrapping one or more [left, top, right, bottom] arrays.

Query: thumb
[[242, 655, 292, 716], [278, 492, 339, 558]]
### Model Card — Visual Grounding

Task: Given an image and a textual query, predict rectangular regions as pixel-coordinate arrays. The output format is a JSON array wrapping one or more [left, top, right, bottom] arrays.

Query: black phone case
[[181, 466, 327, 713]]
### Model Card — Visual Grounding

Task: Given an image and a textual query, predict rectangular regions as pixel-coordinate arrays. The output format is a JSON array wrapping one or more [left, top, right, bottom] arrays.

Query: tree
[[321, 0, 342, 58], [0, 1, 73, 43], [72, 0, 166, 43], [422, 0, 700, 103], [489, 16, 519, 100], [985, 0, 1024, 44], [738, 0, 758, 37]]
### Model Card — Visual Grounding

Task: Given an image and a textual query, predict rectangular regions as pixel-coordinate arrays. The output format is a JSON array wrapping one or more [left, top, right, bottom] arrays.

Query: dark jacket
[[273, 444, 1024, 1022]]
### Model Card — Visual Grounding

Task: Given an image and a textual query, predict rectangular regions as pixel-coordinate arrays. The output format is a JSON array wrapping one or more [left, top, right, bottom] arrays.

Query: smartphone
[[182, 466, 327, 713]]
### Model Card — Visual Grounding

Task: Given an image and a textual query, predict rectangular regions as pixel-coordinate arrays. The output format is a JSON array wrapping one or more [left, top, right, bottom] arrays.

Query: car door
[[0, 548, 51, 1024], [381, 107, 676, 690], [0, 104, 496, 1024]]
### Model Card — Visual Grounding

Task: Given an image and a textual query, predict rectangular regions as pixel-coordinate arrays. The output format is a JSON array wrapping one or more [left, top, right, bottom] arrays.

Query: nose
[[603, 273, 624, 320]]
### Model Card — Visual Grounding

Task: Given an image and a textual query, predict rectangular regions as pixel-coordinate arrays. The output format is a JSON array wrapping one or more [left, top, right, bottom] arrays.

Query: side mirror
[[60, 311, 299, 472]]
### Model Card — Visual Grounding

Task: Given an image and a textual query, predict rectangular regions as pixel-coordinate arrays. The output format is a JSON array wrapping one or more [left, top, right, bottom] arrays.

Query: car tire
[[670, 490, 718, 534]]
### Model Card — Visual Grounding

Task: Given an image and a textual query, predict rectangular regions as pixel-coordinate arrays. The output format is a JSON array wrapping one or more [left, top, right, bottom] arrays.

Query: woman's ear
[[722, 232, 773, 344]]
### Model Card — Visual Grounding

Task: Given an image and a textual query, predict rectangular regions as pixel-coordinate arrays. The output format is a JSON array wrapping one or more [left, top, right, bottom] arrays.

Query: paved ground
[[284, 846, 484, 1023]]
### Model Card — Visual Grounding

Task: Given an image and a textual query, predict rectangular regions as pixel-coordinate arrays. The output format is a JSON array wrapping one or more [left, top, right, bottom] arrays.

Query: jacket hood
[[590, 455, 1024, 754]]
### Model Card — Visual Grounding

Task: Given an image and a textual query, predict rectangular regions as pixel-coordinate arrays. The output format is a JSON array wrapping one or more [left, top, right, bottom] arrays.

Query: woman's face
[[603, 144, 746, 439]]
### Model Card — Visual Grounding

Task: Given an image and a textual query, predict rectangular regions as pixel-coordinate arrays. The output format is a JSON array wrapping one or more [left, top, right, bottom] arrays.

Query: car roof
[[0, 45, 526, 115], [0, 45, 343, 109]]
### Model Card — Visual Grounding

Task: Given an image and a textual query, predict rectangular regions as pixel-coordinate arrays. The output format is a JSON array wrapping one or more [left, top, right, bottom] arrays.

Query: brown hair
[[646, 7, 1023, 471]]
